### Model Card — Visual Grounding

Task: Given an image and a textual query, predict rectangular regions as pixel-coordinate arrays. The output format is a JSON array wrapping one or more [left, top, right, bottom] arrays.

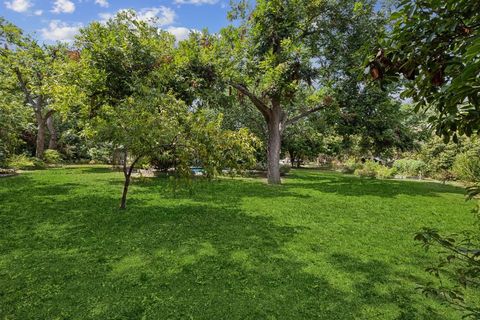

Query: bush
[[87, 147, 112, 164], [280, 164, 291, 176], [453, 153, 480, 182], [43, 149, 62, 164], [354, 160, 378, 178], [341, 157, 363, 174], [7, 154, 45, 170], [375, 165, 396, 179], [393, 159, 427, 178]]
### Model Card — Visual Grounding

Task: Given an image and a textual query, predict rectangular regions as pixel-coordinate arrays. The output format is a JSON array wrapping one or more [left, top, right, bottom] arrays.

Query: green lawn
[[0, 166, 477, 319]]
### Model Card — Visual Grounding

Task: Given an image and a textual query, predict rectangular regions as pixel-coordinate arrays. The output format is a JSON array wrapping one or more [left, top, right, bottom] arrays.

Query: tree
[[73, 12, 258, 209], [0, 18, 65, 158], [369, 0, 480, 141], [182, 0, 386, 184]]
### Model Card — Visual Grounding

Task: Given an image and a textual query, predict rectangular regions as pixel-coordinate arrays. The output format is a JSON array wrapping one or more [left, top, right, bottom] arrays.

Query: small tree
[[74, 12, 258, 209]]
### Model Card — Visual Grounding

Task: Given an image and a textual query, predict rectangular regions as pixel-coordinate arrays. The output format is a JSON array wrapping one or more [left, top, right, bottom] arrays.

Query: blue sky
[[1, 0, 232, 42]]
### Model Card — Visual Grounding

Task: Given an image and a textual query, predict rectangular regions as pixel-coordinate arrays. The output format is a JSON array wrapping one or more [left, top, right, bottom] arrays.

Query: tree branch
[[229, 82, 271, 120], [285, 104, 326, 126], [13, 67, 35, 107]]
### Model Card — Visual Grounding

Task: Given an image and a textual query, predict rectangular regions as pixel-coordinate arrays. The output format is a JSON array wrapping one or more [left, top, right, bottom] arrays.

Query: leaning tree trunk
[[120, 151, 141, 210], [35, 113, 46, 159], [266, 102, 283, 185], [46, 116, 58, 150]]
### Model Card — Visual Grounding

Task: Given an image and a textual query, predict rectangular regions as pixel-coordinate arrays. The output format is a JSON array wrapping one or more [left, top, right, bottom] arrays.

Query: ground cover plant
[[0, 166, 478, 319]]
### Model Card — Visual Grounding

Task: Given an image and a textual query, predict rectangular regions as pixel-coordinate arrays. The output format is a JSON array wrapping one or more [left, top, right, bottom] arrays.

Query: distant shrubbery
[[7, 154, 45, 170], [338, 159, 396, 179], [453, 153, 480, 182], [87, 147, 112, 164], [393, 159, 427, 178], [43, 149, 62, 164], [280, 164, 291, 176]]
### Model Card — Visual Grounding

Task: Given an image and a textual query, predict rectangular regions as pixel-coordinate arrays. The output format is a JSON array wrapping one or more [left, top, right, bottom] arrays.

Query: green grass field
[[0, 166, 477, 319]]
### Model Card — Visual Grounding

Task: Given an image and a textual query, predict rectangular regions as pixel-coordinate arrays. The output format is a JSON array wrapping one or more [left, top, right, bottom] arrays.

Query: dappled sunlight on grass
[[0, 166, 476, 319]]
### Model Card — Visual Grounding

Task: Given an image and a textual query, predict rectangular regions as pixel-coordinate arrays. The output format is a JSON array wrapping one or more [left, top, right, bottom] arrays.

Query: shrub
[[354, 160, 378, 178], [375, 165, 396, 179], [453, 153, 480, 182], [280, 164, 291, 176], [393, 159, 427, 177], [87, 147, 112, 164], [7, 154, 45, 170], [341, 157, 363, 174], [43, 149, 62, 164]]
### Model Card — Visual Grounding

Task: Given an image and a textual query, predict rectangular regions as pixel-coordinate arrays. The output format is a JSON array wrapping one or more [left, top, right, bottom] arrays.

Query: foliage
[[282, 120, 325, 167], [87, 146, 112, 164], [0, 18, 69, 158], [43, 149, 62, 164], [279, 164, 291, 176], [354, 160, 379, 178], [71, 12, 259, 208], [393, 159, 427, 178], [6, 154, 45, 170], [340, 157, 363, 174], [375, 165, 397, 179], [453, 153, 480, 183], [419, 136, 460, 178], [414, 185, 480, 319], [372, 0, 480, 140]]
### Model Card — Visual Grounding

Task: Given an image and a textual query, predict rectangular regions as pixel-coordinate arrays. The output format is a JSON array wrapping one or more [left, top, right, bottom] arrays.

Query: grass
[[0, 166, 477, 319]]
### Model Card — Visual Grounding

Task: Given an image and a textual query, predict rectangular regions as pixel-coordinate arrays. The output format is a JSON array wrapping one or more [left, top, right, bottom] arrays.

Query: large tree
[[181, 0, 383, 184], [0, 18, 65, 158]]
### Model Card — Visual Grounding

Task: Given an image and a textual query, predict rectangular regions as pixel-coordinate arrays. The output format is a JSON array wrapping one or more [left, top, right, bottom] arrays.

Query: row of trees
[[2, 0, 417, 186]]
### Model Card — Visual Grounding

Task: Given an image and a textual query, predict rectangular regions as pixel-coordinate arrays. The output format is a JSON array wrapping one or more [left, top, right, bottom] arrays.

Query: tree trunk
[[266, 104, 283, 185], [46, 116, 58, 150], [120, 173, 131, 210], [35, 115, 46, 159], [119, 152, 141, 210]]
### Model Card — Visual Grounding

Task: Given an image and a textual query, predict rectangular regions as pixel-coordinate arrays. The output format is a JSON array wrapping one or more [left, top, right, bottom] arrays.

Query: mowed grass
[[0, 166, 477, 319]]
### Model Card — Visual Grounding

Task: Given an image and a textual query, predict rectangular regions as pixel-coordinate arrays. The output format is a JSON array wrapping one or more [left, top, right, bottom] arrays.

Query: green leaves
[[375, 0, 480, 139]]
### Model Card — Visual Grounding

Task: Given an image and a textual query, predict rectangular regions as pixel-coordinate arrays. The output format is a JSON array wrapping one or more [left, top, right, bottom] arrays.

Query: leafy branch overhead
[[368, 0, 480, 141]]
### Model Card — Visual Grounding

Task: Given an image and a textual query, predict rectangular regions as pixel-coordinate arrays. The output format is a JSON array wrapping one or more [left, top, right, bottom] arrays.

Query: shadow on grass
[[285, 170, 466, 198], [0, 168, 462, 319]]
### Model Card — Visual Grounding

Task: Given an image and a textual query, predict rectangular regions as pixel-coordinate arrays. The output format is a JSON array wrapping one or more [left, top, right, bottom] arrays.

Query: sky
[[1, 0, 232, 43]]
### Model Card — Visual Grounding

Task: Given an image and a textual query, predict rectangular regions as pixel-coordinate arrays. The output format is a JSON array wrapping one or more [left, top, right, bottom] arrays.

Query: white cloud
[[34, 9, 42, 15], [137, 7, 175, 26], [166, 26, 196, 42], [4, 0, 32, 12], [174, 0, 218, 4], [94, 0, 108, 8], [52, 0, 75, 13], [40, 20, 81, 42], [99, 7, 176, 26]]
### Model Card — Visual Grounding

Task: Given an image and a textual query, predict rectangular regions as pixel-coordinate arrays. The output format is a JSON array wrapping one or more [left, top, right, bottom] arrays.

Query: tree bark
[[46, 115, 57, 150], [120, 152, 141, 210], [266, 101, 283, 185], [35, 113, 46, 159], [120, 173, 131, 210]]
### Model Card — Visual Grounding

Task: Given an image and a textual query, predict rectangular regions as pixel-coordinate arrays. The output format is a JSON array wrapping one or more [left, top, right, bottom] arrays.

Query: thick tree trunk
[[35, 116, 46, 159], [266, 104, 283, 185], [46, 116, 57, 150]]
